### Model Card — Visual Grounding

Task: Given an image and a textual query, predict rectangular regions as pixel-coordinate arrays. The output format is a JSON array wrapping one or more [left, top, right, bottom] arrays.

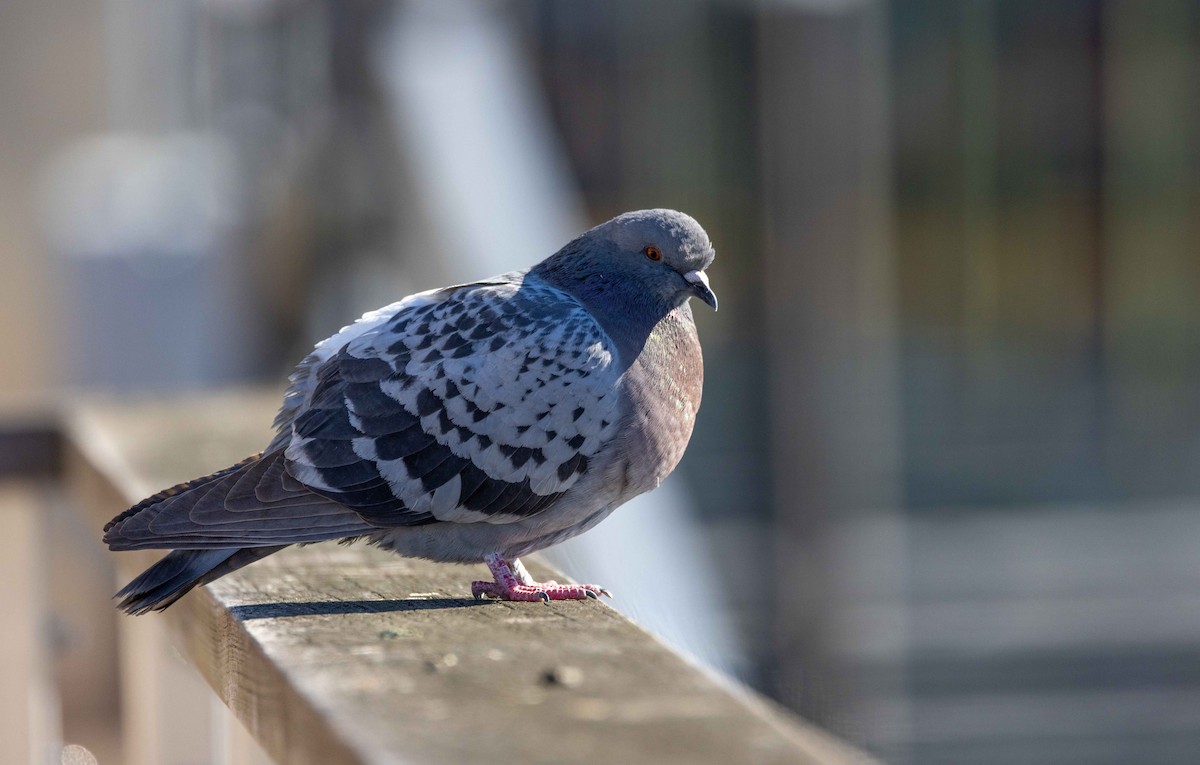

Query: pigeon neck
[[530, 259, 676, 366]]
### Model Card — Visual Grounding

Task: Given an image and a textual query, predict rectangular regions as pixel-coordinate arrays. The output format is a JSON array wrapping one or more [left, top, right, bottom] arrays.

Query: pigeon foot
[[472, 552, 611, 603]]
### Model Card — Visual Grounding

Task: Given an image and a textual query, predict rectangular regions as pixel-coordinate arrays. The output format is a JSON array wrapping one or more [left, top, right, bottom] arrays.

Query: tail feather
[[115, 549, 236, 614], [106, 451, 373, 614], [115, 546, 287, 614]]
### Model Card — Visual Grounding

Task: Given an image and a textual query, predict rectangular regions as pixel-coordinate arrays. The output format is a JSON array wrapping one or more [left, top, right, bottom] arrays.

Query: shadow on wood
[[229, 597, 485, 620]]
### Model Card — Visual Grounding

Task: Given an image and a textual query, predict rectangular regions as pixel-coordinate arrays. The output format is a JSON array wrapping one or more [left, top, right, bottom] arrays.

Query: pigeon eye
[[644, 246, 662, 262]]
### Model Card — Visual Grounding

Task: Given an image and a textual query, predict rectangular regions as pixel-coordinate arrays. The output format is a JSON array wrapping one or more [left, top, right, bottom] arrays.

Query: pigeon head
[[596, 209, 718, 312], [533, 209, 718, 328]]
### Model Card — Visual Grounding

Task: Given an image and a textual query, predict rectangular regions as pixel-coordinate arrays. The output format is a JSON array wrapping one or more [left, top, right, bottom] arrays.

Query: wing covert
[[282, 276, 623, 526]]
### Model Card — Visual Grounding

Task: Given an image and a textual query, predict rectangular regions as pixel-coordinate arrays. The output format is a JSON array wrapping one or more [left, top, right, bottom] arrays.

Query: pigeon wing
[[283, 275, 624, 527]]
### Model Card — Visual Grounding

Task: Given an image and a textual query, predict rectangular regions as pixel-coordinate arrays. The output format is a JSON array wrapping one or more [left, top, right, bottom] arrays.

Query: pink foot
[[471, 553, 611, 603]]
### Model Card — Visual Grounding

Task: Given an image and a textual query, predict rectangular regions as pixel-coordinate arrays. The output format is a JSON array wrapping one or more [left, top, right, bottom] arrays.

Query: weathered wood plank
[[115, 609, 219, 765], [67, 391, 876, 765], [0, 484, 60, 765]]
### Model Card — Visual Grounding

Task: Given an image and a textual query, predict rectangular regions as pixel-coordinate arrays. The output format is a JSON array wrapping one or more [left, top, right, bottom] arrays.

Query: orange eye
[[644, 246, 662, 261]]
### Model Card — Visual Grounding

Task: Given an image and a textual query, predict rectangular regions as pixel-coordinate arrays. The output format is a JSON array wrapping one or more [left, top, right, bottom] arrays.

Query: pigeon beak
[[684, 270, 718, 311]]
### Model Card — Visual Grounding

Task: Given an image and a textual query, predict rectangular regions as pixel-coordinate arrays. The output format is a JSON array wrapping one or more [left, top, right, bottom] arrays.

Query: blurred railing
[[1, 391, 876, 765]]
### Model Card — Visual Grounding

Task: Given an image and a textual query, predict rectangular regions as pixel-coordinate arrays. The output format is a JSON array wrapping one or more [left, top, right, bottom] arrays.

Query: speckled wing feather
[[282, 274, 623, 528]]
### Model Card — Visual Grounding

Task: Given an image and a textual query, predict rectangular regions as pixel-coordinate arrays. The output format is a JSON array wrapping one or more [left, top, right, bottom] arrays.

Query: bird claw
[[471, 581, 499, 600], [477, 555, 610, 602], [473, 581, 609, 603]]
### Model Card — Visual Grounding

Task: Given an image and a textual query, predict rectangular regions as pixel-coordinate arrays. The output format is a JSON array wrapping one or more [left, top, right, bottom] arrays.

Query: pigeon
[[104, 209, 717, 613]]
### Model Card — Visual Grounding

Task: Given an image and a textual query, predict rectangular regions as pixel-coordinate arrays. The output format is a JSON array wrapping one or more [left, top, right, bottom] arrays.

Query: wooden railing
[[2, 391, 877, 765]]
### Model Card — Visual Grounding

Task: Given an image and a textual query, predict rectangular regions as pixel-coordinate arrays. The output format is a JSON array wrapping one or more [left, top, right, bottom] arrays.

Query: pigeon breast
[[613, 302, 705, 496]]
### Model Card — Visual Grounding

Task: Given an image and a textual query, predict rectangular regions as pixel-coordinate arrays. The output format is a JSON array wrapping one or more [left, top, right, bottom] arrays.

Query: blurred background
[[2, 0, 1199, 763]]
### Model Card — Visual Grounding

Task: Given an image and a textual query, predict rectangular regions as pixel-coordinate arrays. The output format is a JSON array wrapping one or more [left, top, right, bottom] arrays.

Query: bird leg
[[471, 552, 611, 602]]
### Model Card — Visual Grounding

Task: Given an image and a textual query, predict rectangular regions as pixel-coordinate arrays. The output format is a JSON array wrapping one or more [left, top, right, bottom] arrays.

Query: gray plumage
[[105, 209, 717, 613]]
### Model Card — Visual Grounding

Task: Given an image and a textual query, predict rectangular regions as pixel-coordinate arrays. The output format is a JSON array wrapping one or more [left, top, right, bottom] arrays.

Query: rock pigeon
[[104, 209, 717, 613]]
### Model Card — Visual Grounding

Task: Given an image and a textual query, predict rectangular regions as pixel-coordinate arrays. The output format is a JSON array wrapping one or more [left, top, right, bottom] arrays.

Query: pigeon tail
[[114, 546, 285, 614], [105, 450, 372, 614]]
